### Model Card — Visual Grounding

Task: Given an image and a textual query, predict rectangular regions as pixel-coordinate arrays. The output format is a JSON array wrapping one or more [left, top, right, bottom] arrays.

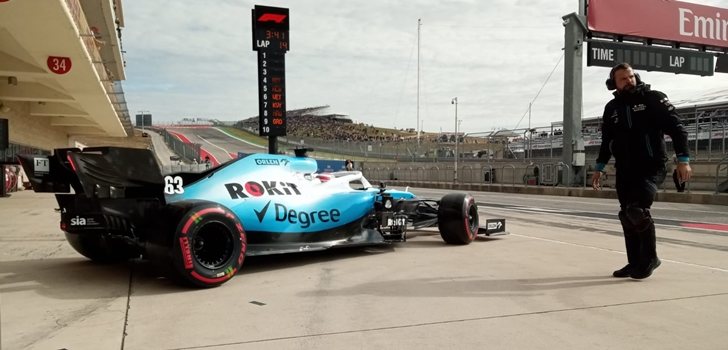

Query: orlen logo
[[70, 216, 87, 226], [255, 158, 279, 165], [258, 13, 287, 24], [225, 181, 300, 199]]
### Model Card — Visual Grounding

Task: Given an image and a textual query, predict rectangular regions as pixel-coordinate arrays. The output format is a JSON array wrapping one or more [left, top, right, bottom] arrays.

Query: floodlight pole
[[417, 19, 421, 149], [562, 11, 587, 186], [137, 110, 149, 132], [452, 97, 458, 183]]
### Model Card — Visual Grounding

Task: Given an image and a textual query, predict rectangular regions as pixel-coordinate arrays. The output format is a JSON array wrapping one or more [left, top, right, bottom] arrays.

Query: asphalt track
[[166, 127, 265, 165], [1, 188, 727, 349]]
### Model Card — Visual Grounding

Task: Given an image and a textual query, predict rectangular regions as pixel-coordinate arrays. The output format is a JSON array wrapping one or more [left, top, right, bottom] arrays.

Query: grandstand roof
[[674, 88, 728, 107], [286, 105, 331, 116]]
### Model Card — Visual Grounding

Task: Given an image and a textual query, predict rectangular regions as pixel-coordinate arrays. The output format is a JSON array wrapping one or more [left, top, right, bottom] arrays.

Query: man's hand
[[676, 163, 692, 183], [591, 171, 603, 191]]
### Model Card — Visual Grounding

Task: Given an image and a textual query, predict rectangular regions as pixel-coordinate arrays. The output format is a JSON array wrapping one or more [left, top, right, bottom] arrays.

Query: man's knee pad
[[624, 205, 653, 232]]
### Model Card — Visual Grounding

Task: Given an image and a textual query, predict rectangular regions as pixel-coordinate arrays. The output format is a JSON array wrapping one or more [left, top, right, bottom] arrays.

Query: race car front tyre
[[437, 193, 479, 244], [65, 232, 139, 263], [169, 203, 247, 288]]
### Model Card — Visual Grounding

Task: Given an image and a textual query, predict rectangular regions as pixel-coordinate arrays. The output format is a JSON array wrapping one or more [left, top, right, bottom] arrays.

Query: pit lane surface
[[166, 127, 265, 164], [1, 189, 727, 349]]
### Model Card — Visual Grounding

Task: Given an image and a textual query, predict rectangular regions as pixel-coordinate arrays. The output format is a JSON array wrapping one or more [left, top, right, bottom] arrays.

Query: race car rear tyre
[[437, 193, 479, 244], [65, 233, 139, 263], [169, 202, 246, 288]]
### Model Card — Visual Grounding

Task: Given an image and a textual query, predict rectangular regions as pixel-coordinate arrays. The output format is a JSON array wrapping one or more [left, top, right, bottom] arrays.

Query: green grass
[[217, 126, 267, 146]]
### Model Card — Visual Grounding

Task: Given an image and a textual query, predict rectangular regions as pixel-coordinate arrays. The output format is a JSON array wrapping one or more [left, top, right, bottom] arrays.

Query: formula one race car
[[18, 147, 507, 288]]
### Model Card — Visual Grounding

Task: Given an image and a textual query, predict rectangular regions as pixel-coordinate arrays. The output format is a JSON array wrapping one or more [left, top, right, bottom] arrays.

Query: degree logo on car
[[225, 181, 301, 199], [253, 201, 341, 228]]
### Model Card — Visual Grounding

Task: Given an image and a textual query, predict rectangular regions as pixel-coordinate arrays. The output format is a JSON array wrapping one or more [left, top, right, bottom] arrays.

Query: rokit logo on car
[[225, 181, 301, 199], [254, 201, 341, 228]]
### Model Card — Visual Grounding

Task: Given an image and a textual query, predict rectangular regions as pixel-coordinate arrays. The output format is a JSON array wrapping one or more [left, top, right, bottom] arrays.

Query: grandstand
[[507, 98, 728, 161], [225, 92, 726, 162], [231, 106, 502, 160]]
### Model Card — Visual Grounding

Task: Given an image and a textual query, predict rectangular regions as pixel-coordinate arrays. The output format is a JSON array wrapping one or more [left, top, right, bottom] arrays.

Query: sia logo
[[226, 181, 300, 199], [70, 216, 87, 226]]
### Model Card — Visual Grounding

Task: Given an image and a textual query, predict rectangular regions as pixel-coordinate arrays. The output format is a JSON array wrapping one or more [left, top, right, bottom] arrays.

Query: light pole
[[451, 97, 458, 183]]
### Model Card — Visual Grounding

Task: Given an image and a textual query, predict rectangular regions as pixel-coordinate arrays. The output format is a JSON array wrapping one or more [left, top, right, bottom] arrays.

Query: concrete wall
[[359, 159, 726, 192], [0, 101, 150, 151], [1, 101, 67, 149], [69, 129, 151, 150]]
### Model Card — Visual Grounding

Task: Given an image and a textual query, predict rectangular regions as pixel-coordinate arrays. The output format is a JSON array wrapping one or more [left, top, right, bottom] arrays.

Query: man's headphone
[[605, 63, 642, 91]]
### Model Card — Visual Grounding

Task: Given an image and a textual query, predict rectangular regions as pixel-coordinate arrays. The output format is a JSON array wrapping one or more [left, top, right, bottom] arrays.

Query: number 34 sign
[[47, 56, 72, 74]]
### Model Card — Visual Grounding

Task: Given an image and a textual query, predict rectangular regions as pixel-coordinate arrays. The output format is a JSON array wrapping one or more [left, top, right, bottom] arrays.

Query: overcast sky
[[122, 0, 728, 134]]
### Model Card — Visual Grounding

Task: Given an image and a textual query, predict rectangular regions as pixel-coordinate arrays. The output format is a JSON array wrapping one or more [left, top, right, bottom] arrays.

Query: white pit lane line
[[197, 134, 234, 159], [475, 206, 728, 274], [479, 204, 728, 274], [512, 233, 728, 274]]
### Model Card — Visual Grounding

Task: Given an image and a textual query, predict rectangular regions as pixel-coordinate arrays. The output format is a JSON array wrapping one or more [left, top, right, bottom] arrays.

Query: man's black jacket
[[596, 83, 689, 175]]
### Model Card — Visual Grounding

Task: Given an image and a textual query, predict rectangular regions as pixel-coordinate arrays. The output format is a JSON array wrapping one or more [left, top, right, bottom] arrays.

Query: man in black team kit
[[591, 63, 692, 279]]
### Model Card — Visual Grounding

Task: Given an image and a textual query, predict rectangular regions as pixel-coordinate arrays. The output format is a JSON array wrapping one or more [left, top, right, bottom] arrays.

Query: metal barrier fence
[[161, 163, 212, 175], [153, 128, 201, 163], [363, 163, 537, 187], [360, 161, 590, 189]]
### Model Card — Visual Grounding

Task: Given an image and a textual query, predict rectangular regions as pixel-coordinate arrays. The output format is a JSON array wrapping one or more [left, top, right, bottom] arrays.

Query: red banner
[[587, 0, 728, 50]]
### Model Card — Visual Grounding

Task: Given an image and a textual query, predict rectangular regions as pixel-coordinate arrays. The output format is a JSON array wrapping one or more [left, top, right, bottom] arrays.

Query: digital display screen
[[256, 51, 286, 136], [252, 5, 289, 137]]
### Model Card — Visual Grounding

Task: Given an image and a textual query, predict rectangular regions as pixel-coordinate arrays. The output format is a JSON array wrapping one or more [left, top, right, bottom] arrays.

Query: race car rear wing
[[17, 148, 79, 193], [17, 147, 165, 199]]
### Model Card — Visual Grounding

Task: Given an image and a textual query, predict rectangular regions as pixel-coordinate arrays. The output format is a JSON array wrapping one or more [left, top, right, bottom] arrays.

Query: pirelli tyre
[[437, 193, 479, 244], [167, 202, 247, 288], [65, 233, 139, 263]]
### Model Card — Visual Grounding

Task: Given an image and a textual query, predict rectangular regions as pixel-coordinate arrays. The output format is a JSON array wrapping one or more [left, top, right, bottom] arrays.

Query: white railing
[[63, 0, 132, 134]]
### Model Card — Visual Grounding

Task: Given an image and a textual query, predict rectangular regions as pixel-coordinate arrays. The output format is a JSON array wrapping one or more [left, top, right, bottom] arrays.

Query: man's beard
[[621, 84, 636, 94]]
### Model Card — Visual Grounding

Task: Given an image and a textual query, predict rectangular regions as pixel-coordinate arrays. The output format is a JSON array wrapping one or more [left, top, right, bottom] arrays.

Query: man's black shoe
[[612, 264, 632, 278], [630, 258, 662, 279]]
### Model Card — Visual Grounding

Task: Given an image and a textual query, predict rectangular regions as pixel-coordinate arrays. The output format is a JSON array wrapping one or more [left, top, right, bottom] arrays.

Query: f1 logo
[[258, 13, 287, 23]]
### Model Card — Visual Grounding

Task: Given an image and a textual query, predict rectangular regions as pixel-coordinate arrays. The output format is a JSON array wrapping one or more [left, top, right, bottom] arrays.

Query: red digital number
[[47, 56, 72, 74]]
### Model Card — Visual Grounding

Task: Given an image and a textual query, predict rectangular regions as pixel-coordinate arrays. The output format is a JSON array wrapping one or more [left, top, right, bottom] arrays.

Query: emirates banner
[[587, 0, 728, 50]]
